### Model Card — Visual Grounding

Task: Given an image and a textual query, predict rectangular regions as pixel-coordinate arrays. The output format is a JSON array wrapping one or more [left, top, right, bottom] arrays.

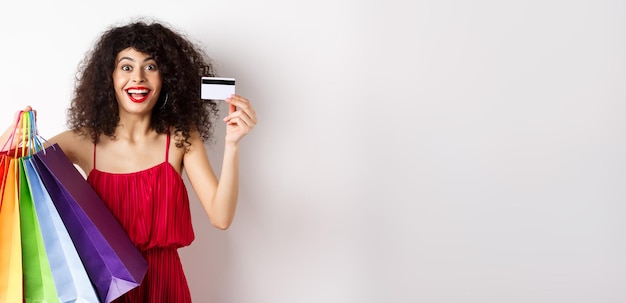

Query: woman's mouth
[[126, 88, 151, 103]]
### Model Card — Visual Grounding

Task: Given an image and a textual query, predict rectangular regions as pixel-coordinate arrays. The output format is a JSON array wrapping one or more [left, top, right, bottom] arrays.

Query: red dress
[[87, 134, 195, 302]]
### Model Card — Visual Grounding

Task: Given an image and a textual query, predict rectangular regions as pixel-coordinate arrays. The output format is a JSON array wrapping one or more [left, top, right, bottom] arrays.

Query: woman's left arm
[[184, 95, 257, 230]]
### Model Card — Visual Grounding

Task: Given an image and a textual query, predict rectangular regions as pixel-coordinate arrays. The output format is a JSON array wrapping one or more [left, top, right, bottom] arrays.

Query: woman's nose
[[132, 71, 145, 83]]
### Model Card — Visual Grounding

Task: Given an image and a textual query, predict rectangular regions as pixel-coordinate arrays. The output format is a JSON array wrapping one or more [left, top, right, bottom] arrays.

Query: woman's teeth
[[127, 89, 150, 102], [128, 89, 149, 94]]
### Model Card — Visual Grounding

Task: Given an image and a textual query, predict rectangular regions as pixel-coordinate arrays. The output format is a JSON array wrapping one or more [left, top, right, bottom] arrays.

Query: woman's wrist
[[0, 127, 13, 152], [224, 141, 240, 151]]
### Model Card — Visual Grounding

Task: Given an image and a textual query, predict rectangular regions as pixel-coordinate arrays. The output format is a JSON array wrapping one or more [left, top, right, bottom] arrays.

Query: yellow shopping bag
[[0, 155, 22, 302], [0, 110, 32, 302]]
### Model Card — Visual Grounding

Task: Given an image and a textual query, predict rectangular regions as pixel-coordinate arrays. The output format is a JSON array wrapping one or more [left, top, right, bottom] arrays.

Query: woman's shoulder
[[48, 129, 94, 164], [49, 129, 92, 146]]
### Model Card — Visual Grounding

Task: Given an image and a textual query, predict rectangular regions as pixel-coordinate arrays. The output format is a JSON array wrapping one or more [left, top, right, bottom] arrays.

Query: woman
[[3, 20, 256, 302]]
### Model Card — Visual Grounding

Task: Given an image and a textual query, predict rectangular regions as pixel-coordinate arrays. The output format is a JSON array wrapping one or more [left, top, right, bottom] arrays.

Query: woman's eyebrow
[[117, 56, 156, 63], [117, 56, 135, 63]]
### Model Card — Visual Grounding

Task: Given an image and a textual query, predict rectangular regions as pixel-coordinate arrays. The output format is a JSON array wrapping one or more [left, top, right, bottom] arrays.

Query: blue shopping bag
[[24, 156, 100, 303]]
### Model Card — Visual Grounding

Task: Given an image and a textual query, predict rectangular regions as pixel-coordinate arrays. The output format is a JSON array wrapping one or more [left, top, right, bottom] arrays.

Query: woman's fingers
[[226, 95, 256, 119], [225, 110, 255, 128], [224, 95, 257, 125], [222, 95, 257, 143]]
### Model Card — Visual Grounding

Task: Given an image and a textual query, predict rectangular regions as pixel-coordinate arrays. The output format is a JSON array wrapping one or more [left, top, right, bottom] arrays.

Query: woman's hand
[[223, 95, 257, 145], [1, 106, 34, 152]]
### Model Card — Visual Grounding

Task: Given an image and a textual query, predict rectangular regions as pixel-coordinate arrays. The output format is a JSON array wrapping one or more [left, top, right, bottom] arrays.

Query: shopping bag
[[19, 158, 61, 302], [16, 109, 60, 302], [0, 111, 26, 303], [32, 143, 148, 303], [19, 109, 98, 302], [24, 155, 100, 303], [0, 156, 22, 303]]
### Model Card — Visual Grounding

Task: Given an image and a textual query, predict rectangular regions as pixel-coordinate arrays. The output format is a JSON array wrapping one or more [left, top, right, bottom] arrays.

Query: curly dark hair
[[67, 19, 219, 149]]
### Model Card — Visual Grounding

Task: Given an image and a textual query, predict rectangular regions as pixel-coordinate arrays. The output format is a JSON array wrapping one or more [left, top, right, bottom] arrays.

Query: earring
[[160, 94, 169, 110]]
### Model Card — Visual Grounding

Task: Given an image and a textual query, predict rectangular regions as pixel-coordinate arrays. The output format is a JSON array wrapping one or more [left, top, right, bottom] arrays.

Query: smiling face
[[112, 47, 162, 114]]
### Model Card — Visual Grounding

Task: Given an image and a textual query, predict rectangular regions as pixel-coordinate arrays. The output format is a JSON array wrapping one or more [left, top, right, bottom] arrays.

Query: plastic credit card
[[201, 77, 235, 100]]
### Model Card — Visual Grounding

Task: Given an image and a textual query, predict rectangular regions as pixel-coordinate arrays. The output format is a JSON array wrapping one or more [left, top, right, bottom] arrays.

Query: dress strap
[[165, 132, 170, 162], [93, 143, 97, 170]]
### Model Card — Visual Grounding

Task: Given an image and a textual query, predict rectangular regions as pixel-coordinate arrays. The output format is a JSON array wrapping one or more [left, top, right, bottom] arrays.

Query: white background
[[1, 1, 625, 302]]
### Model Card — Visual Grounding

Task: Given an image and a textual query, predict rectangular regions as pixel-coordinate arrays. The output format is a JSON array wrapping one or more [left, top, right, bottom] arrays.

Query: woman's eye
[[121, 65, 132, 71], [145, 64, 158, 71]]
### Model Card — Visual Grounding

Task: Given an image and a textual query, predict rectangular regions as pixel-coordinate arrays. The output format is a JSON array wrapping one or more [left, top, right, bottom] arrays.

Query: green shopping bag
[[20, 159, 60, 302], [18, 111, 60, 302]]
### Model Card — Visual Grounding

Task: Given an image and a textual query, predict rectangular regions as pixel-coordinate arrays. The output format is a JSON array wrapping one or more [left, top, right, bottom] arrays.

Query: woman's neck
[[115, 113, 155, 143]]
